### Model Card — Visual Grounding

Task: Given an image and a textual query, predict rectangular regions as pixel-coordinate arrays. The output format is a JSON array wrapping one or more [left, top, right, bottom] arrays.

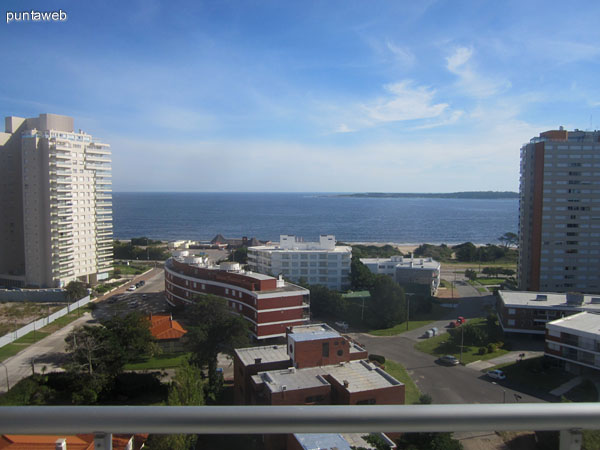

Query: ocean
[[112, 192, 518, 245]]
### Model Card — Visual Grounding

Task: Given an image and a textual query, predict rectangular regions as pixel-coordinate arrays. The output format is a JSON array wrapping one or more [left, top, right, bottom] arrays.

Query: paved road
[[350, 295, 545, 405], [0, 268, 164, 393]]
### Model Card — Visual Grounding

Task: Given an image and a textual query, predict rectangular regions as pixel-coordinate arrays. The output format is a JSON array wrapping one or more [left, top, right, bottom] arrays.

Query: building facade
[[248, 235, 352, 291], [545, 312, 600, 373], [361, 255, 441, 295], [497, 290, 600, 335], [0, 114, 112, 288], [518, 128, 600, 293], [233, 323, 403, 450], [164, 257, 310, 339]]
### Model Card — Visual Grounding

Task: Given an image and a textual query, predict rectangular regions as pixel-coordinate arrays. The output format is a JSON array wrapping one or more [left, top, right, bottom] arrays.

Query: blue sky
[[2, 0, 600, 192]]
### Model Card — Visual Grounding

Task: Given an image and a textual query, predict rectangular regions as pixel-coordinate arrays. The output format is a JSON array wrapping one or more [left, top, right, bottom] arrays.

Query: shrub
[[487, 343, 495, 353], [478, 347, 487, 355], [368, 354, 386, 365]]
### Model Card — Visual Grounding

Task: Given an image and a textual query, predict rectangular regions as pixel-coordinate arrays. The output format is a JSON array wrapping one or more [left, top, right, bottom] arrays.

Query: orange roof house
[[148, 314, 187, 341], [0, 433, 148, 450]]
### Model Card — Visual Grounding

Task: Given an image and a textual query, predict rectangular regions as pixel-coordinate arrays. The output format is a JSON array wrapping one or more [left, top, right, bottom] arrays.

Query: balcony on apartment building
[[0, 404, 598, 450]]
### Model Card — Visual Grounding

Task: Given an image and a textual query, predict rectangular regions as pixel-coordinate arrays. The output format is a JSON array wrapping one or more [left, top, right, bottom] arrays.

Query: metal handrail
[[0, 404, 599, 435]]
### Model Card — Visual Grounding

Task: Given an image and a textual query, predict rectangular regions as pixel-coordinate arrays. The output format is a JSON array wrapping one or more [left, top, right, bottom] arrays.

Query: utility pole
[[459, 324, 464, 364]]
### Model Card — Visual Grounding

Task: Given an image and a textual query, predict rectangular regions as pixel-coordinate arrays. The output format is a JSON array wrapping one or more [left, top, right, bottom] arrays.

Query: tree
[[65, 281, 88, 301], [229, 246, 248, 264], [498, 232, 518, 248], [464, 269, 477, 281], [187, 295, 250, 397], [367, 275, 405, 329], [101, 312, 155, 364], [350, 256, 375, 290], [146, 360, 205, 450], [453, 242, 478, 262], [310, 285, 347, 318]]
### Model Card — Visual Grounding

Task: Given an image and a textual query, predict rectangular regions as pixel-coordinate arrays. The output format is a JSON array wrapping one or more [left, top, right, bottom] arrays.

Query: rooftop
[[288, 324, 341, 343], [293, 433, 352, 450], [255, 366, 329, 393], [234, 345, 289, 367], [361, 256, 440, 270], [499, 291, 600, 312], [547, 312, 600, 337], [254, 360, 402, 393], [327, 360, 402, 393]]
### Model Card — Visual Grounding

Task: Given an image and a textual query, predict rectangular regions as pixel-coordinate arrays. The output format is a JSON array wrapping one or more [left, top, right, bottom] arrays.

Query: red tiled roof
[[148, 314, 187, 340], [0, 434, 148, 450]]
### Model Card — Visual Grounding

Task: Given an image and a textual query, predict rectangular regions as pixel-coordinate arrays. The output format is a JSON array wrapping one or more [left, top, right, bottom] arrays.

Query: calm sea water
[[112, 193, 518, 245]]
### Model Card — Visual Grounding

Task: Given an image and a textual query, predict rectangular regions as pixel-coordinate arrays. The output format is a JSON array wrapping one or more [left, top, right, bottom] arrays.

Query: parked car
[[457, 316, 466, 324], [438, 355, 459, 366], [487, 369, 506, 380], [141, 294, 147, 300], [334, 321, 349, 332], [127, 285, 136, 291], [139, 280, 146, 286]]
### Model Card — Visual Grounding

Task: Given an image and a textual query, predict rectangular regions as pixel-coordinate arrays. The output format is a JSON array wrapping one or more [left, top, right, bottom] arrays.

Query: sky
[[2, 0, 600, 192]]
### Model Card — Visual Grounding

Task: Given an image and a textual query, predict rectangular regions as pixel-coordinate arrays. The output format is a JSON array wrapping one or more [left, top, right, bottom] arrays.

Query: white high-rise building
[[0, 114, 113, 288], [248, 235, 352, 290], [518, 128, 600, 293]]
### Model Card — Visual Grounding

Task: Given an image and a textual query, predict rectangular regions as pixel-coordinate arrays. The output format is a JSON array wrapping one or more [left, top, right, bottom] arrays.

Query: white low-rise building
[[545, 312, 600, 374], [248, 235, 351, 291], [361, 255, 441, 295]]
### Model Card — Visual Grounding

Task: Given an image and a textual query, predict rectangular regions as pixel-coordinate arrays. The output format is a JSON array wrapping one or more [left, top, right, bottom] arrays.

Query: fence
[[0, 289, 66, 302], [0, 296, 91, 348]]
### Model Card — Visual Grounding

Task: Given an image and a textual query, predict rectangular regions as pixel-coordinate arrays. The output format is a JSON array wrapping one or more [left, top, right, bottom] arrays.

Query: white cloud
[[334, 123, 354, 133], [363, 81, 448, 122], [446, 46, 511, 98]]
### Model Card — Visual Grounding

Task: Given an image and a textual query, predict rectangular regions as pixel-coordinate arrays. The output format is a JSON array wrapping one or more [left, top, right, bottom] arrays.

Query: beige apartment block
[[0, 114, 113, 288]]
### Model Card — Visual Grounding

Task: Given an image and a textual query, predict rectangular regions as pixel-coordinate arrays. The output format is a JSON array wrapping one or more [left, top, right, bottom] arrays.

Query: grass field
[[414, 317, 509, 365], [124, 352, 191, 370], [384, 360, 421, 404], [114, 264, 151, 275], [475, 278, 505, 285], [0, 304, 92, 362]]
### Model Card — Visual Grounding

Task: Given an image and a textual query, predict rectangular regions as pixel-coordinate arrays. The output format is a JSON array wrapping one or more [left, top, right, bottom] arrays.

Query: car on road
[[127, 285, 136, 291], [438, 355, 459, 366], [139, 280, 145, 286], [486, 369, 506, 380], [334, 321, 349, 332]]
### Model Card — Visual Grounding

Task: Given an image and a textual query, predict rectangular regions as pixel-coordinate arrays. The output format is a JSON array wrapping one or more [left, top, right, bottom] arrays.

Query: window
[[508, 308, 516, 315], [356, 399, 376, 405], [322, 343, 329, 357]]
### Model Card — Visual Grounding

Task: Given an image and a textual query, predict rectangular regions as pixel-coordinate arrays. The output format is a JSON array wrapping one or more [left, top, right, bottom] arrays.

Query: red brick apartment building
[[164, 257, 309, 339], [497, 290, 600, 335], [234, 324, 404, 450]]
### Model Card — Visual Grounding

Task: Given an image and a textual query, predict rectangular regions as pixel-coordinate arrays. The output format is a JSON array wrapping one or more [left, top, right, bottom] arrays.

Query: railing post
[[94, 432, 112, 450], [559, 429, 583, 450]]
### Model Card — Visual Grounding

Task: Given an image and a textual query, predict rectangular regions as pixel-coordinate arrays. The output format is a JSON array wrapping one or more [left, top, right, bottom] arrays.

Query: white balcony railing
[[0, 404, 599, 450]]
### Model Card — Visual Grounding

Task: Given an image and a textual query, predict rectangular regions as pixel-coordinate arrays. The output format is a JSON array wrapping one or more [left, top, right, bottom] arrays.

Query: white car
[[487, 369, 506, 380], [127, 285, 136, 292]]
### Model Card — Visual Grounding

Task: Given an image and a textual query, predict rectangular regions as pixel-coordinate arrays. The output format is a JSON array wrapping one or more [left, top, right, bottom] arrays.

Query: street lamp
[[491, 381, 506, 403], [405, 293, 415, 331], [0, 361, 9, 392]]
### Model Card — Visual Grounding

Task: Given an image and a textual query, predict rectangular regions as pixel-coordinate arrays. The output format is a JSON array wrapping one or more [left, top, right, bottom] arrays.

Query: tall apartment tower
[[0, 114, 113, 288], [518, 128, 600, 293]]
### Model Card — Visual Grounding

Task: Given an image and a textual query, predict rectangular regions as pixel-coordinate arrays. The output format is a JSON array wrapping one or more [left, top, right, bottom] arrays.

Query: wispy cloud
[[385, 40, 415, 67], [363, 81, 448, 122], [446, 46, 511, 98]]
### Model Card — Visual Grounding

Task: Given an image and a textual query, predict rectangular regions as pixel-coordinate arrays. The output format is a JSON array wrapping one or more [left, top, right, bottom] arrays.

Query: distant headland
[[338, 191, 518, 199]]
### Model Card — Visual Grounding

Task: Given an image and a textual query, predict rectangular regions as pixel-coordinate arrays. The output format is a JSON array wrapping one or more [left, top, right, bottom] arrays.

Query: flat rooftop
[[248, 245, 352, 253], [361, 257, 440, 270], [254, 360, 402, 394], [255, 367, 329, 393], [547, 312, 600, 337], [293, 433, 352, 450], [327, 360, 402, 393], [235, 345, 289, 367], [499, 291, 600, 312], [288, 324, 341, 343]]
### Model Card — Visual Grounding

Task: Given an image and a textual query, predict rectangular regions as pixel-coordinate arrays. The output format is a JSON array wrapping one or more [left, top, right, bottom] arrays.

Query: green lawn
[[414, 318, 509, 365], [124, 352, 191, 370], [476, 278, 505, 285], [489, 356, 574, 393], [384, 360, 421, 404], [114, 264, 151, 275], [369, 320, 434, 336], [476, 287, 488, 293]]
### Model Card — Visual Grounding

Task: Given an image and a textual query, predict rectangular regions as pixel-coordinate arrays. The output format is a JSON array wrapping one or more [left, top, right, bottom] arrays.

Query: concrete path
[[550, 376, 583, 397], [466, 351, 544, 371]]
